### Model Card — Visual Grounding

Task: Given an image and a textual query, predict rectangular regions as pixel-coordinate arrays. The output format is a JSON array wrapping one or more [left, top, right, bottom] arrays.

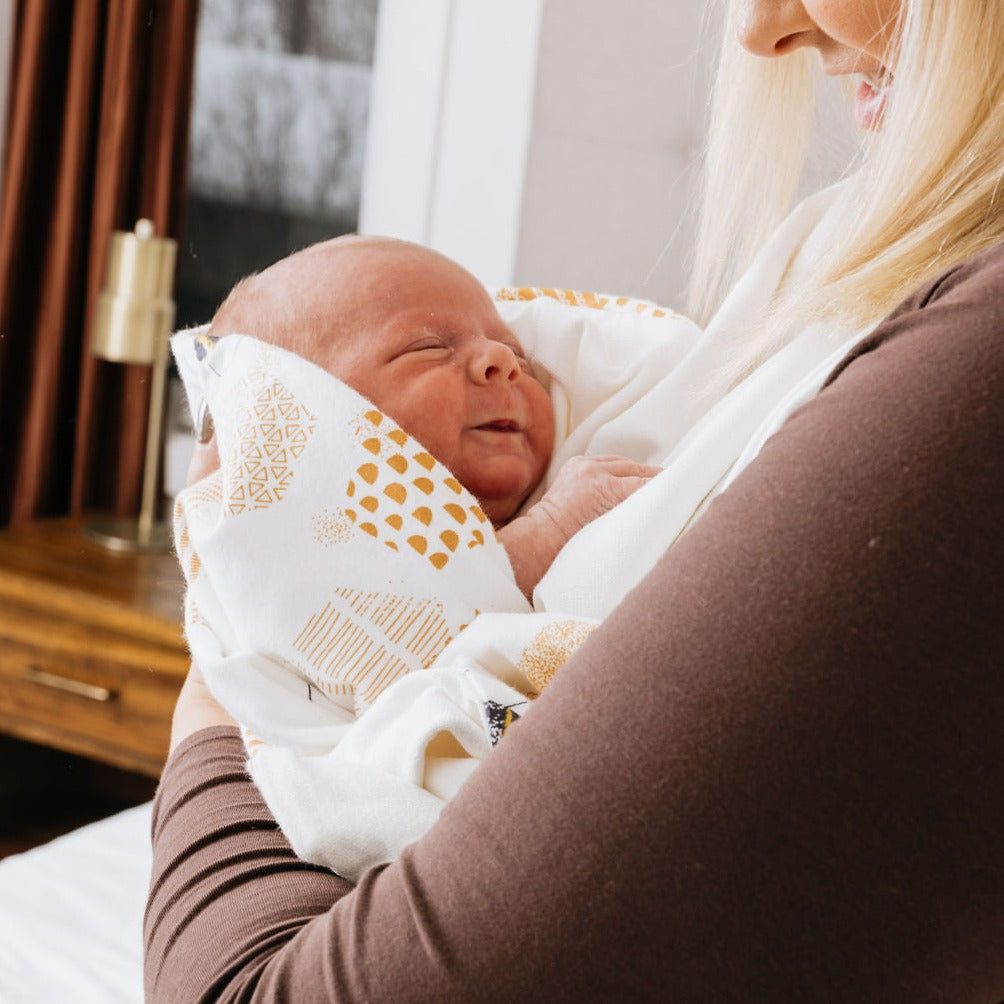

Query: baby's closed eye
[[399, 337, 450, 356]]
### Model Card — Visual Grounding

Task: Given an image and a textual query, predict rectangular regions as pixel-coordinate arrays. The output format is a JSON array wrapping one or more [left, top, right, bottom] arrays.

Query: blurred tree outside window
[[165, 0, 378, 496], [175, 0, 379, 328]]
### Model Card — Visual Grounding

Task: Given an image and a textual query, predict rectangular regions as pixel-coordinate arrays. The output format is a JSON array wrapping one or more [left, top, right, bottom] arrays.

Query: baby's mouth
[[474, 419, 521, 433]]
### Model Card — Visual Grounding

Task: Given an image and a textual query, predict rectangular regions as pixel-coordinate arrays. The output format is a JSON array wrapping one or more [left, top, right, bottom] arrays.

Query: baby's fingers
[[617, 462, 663, 480], [602, 473, 657, 506], [579, 455, 662, 479]]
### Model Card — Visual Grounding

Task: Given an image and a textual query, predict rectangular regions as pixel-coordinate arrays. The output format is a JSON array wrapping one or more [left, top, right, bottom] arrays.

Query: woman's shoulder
[[907, 238, 1004, 314], [824, 239, 1004, 392]]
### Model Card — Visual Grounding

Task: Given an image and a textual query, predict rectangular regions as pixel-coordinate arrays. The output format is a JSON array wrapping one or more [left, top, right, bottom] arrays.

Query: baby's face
[[324, 244, 555, 525]]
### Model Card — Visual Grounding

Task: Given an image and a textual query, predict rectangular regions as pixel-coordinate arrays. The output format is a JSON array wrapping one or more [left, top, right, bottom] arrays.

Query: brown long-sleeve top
[[145, 242, 1004, 1002]]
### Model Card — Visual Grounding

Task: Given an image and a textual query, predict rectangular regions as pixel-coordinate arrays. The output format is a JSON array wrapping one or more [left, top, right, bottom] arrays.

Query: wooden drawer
[[0, 606, 189, 776], [0, 518, 189, 777]]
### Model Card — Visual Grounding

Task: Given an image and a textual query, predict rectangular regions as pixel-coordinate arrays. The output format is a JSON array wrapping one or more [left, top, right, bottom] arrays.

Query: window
[[174, 0, 379, 328], [165, 0, 378, 497]]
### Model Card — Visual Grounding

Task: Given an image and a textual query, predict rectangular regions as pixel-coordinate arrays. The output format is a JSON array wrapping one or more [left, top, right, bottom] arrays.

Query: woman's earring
[[195, 400, 215, 444]]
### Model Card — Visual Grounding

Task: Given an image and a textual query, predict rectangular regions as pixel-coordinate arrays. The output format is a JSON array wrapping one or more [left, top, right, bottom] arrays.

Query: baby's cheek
[[531, 392, 556, 468]]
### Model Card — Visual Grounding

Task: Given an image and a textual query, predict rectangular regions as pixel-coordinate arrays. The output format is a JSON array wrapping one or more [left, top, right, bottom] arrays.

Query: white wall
[[515, 0, 713, 303], [357, 0, 454, 245], [360, 0, 708, 302], [425, 0, 543, 286], [359, 0, 543, 287], [359, 0, 855, 305]]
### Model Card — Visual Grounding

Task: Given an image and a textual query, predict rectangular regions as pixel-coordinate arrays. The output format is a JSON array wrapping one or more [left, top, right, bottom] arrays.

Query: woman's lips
[[855, 74, 892, 131]]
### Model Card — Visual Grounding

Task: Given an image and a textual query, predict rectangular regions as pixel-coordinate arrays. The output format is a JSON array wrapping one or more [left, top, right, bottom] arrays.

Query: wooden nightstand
[[0, 518, 189, 777]]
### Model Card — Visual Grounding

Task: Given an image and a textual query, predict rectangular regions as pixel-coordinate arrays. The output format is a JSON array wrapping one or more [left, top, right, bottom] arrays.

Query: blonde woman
[[146, 1, 1003, 999]]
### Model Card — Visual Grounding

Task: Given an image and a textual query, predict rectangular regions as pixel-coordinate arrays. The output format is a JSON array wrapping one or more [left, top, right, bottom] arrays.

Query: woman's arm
[[146, 245, 1004, 1002]]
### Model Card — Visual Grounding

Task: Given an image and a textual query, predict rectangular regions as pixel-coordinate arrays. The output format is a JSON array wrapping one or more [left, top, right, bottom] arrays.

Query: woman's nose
[[470, 340, 520, 385], [735, 0, 816, 57]]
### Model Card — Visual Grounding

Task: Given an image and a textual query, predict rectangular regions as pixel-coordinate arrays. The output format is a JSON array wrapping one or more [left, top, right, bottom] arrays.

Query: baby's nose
[[472, 340, 520, 384]]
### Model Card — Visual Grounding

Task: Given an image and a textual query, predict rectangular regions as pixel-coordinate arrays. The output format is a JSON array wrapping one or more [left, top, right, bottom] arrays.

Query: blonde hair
[[689, 0, 1004, 383]]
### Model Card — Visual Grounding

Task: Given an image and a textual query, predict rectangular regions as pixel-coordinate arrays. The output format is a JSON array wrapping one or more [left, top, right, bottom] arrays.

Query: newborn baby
[[173, 235, 661, 879], [200, 234, 657, 597]]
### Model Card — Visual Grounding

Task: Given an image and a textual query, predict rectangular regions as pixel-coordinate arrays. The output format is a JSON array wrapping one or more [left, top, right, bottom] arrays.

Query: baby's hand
[[529, 454, 662, 543], [498, 455, 661, 600]]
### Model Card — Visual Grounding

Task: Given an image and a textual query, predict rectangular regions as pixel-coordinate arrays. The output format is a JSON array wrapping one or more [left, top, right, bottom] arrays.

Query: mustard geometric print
[[173, 470, 224, 585], [495, 287, 613, 309], [173, 509, 199, 586], [341, 408, 491, 569], [227, 377, 317, 515], [293, 588, 453, 709], [312, 507, 355, 547], [242, 725, 265, 759], [517, 619, 596, 693], [494, 286, 681, 320], [171, 329, 551, 879]]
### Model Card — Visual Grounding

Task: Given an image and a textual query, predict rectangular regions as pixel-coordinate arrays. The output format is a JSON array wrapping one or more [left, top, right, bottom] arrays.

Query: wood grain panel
[[0, 518, 189, 776]]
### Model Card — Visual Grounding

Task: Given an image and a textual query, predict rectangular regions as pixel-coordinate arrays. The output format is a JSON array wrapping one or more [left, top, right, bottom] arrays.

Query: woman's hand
[[168, 430, 237, 754], [169, 662, 237, 754], [499, 454, 661, 599]]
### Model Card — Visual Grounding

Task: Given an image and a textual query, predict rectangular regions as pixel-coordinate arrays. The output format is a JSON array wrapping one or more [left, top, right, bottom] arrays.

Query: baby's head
[[208, 236, 554, 525]]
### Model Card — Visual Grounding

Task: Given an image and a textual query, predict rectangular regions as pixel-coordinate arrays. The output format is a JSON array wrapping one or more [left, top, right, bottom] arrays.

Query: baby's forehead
[[219, 237, 521, 360], [317, 237, 446, 284]]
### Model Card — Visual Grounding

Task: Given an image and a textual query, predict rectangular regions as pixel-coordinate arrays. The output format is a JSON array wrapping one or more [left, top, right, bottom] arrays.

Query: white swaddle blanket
[[174, 180, 875, 882], [172, 291, 701, 880]]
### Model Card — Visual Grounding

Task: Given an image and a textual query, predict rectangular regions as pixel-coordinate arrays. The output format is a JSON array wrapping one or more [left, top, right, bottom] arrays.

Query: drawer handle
[[23, 666, 117, 703]]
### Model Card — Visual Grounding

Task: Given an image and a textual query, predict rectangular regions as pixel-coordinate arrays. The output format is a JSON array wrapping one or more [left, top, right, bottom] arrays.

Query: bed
[[0, 803, 151, 1003]]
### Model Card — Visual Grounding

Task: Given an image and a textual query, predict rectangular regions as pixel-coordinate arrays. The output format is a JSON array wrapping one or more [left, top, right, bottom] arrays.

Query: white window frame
[[358, 0, 543, 287]]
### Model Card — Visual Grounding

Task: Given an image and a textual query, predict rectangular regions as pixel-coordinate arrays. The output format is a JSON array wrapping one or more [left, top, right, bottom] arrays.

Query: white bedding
[[0, 803, 151, 1003]]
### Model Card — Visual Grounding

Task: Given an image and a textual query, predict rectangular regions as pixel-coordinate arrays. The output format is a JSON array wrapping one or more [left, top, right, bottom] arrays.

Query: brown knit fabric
[[145, 243, 1004, 1003]]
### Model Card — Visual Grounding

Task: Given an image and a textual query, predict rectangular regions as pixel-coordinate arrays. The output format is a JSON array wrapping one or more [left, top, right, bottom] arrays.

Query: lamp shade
[[91, 219, 177, 364]]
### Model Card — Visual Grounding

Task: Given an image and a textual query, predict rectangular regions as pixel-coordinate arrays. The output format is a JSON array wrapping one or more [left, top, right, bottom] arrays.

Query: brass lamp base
[[84, 515, 173, 553]]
